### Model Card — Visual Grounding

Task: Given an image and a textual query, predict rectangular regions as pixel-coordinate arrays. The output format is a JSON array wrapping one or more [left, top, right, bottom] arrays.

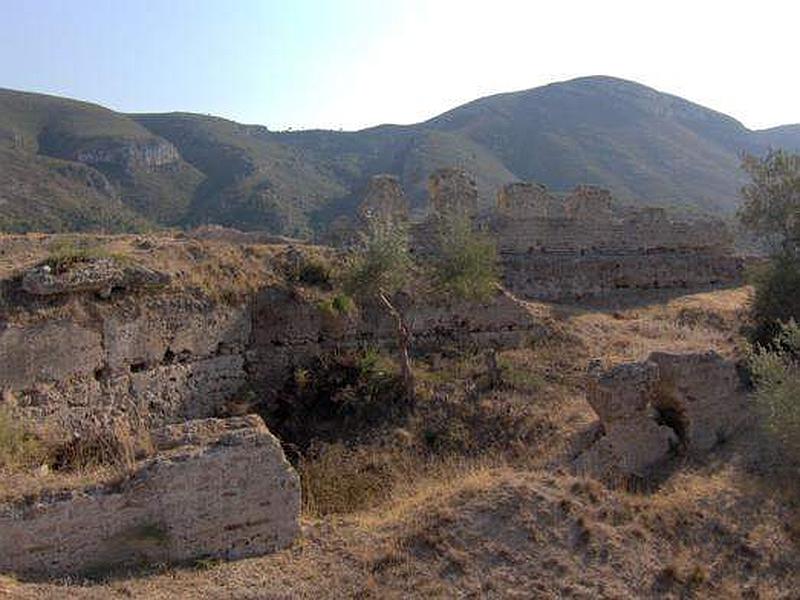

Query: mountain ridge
[[1, 76, 798, 235]]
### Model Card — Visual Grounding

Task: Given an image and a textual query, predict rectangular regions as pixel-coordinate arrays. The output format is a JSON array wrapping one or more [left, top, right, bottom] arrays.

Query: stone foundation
[[0, 415, 300, 578]]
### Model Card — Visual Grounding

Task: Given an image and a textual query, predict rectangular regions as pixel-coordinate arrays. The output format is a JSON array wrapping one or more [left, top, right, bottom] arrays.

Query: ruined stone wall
[[358, 174, 409, 224], [0, 295, 251, 432], [428, 168, 478, 217], [493, 181, 741, 299], [0, 415, 300, 578], [575, 352, 751, 477], [1, 251, 545, 432]]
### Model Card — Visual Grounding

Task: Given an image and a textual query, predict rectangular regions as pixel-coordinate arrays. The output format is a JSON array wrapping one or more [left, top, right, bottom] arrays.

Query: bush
[[284, 254, 332, 288], [317, 293, 355, 319], [342, 218, 411, 299], [431, 213, 499, 302], [750, 254, 800, 344], [263, 349, 410, 451], [748, 320, 800, 467]]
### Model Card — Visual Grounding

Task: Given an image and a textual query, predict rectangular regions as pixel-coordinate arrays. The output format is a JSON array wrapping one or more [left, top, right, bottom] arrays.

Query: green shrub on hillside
[[748, 320, 800, 468], [431, 213, 499, 302], [342, 218, 411, 299], [750, 254, 800, 344]]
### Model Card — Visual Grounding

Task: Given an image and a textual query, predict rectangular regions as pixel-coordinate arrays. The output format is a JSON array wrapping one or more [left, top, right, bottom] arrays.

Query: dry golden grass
[[4, 269, 798, 597]]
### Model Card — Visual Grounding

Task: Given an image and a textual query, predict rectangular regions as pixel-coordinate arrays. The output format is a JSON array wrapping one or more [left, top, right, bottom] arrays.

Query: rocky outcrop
[[0, 415, 300, 578], [21, 258, 170, 297], [74, 138, 180, 172], [576, 351, 750, 477]]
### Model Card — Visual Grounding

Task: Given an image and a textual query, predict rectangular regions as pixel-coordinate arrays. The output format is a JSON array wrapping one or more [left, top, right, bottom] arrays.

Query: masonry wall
[[1, 267, 545, 432], [0, 415, 300, 578]]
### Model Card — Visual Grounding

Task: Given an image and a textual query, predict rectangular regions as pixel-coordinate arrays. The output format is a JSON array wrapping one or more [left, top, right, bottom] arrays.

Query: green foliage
[[342, 217, 411, 299], [285, 254, 332, 288], [431, 213, 499, 302], [739, 150, 800, 254], [264, 349, 409, 451], [748, 320, 800, 467], [749, 253, 800, 344], [317, 293, 355, 319]]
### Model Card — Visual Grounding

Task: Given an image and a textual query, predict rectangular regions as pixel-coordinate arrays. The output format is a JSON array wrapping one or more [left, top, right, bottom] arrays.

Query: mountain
[[1, 77, 799, 235]]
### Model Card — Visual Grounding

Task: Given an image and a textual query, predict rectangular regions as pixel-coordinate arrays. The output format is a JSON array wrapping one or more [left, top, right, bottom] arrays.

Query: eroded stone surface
[[0, 415, 300, 578], [22, 258, 170, 297], [358, 174, 409, 224], [577, 351, 749, 477]]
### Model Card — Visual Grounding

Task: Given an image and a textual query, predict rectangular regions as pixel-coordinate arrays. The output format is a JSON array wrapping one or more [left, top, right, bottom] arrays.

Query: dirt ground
[[3, 286, 799, 599]]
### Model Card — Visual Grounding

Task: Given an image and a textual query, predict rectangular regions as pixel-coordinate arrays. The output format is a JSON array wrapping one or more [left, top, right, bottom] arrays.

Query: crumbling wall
[[576, 351, 750, 477], [0, 415, 300, 578], [428, 168, 478, 217], [358, 174, 408, 224], [1, 294, 251, 432], [2, 250, 546, 432], [492, 180, 741, 299]]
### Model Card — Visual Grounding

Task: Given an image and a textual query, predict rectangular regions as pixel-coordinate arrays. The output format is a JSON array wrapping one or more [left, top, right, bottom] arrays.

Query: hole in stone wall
[[130, 362, 148, 373], [162, 348, 175, 365], [654, 404, 688, 454], [93, 365, 109, 382]]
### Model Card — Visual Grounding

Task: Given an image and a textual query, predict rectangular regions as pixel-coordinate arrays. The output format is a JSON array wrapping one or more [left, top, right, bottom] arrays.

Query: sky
[[1, 0, 798, 131]]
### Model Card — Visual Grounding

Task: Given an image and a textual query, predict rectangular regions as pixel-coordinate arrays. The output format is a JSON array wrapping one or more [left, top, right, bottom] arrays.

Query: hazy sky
[[1, 0, 798, 131]]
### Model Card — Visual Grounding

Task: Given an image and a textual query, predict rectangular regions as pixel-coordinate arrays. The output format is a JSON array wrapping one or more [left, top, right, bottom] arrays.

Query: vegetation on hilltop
[[3, 77, 800, 235]]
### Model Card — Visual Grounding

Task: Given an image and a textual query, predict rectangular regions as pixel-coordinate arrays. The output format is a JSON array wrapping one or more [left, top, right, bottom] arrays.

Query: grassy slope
[[3, 78, 800, 235], [0, 89, 202, 229]]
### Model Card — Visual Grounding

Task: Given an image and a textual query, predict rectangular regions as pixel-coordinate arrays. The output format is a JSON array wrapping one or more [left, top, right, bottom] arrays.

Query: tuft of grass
[[42, 239, 115, 274], [0, 407, 45, 470], [299, 442, 410, 516]]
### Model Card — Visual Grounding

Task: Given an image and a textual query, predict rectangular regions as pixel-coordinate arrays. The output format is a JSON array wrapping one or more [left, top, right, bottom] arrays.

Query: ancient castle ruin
[[363, 168, 743, 300], [0, 234, 546, 577]]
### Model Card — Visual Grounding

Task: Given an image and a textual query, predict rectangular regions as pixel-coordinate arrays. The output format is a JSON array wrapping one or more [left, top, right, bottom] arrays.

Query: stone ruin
[[358, 174, 409, 224], [494, 182, 742, 300], [0, 237, 548, 577], [575, 351, 751, 477], [0, 415, 300, 578], [427, 167, 478, 217], [391, 169, 742, 299]]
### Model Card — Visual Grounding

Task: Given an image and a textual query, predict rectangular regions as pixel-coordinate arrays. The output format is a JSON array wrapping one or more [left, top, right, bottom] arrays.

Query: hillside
[[1, 77, 799, 235]]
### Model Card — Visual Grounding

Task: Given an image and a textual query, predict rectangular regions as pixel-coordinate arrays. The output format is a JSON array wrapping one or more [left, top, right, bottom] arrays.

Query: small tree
[[739, 150, 800, 256], [342, 216, 415, 403], [431, 212, 499, 302], [739, 151, 800, 342]]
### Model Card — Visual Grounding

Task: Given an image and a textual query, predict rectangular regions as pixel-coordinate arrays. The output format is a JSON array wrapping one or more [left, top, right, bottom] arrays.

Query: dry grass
[[0, 414, 154, 503], [7, 282, 800, 598]]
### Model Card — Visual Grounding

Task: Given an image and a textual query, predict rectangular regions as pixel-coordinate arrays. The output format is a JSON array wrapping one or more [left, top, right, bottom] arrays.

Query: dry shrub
[[300, 442, 418, 516], [50, 416, 154, 475], [0, 407, 45, 470]]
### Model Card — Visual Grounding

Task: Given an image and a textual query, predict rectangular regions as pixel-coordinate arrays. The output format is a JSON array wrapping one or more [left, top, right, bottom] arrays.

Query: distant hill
[[1, 77, 799, 235]]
